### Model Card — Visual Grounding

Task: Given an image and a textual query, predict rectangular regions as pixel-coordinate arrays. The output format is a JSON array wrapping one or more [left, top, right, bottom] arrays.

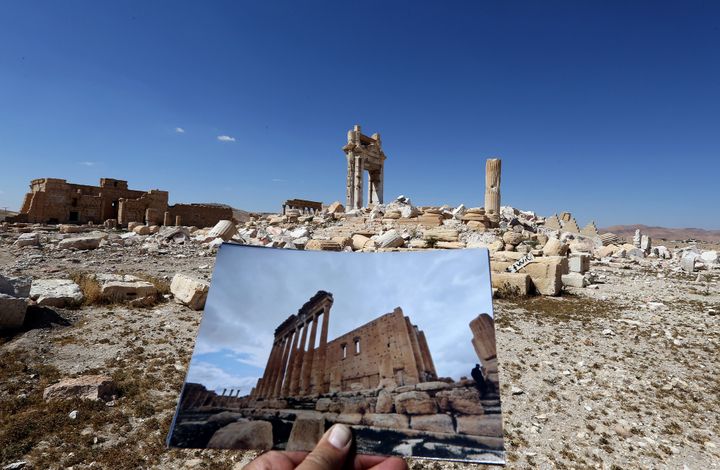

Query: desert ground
[[1, 205, 718, 470]]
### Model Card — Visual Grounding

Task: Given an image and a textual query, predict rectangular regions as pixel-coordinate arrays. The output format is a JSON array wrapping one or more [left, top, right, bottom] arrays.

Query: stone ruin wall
[[324, 308, 437, 393], [168, 204, 234, 228], [116, 190, 169, 226]]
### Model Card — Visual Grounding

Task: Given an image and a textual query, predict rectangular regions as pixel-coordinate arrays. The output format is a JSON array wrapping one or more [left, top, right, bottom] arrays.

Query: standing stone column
[[300, 316, 319, 395], [469, 313, 499, 387], [163, 211, 171, 226], [259, 341, 281, 398], [484, 158, 501, 216], [272, 335, 293, 398], [346, 153, 355, 209], [353, 155, 364, 210], [281, 329, 300, 397], [289, 323, 308, 395], [313, 310, 331, 394], [175, 215, 182, 226]]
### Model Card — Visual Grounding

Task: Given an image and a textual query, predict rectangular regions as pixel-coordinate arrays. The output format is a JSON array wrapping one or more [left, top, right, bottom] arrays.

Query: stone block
[[362, 413, 409, 430], [133, 225, 151, 235], [502, 231, 524, 246], [58, 233, 106, 250], [375, 230, 405, 249], [331, 236, 353, 249], [568, 254, 590, 273], [394, 390, 437, 415], [456, 413, 503, 437], [491, 272, 531, 297], [542, 237, 568, 256], [305, 239, 342, 251], [410, 414, 454, 433], [286, 417, 325, 451], [30, 279, 84, 307], [170, 273, 210, 310], [0, 274, 31, 298], [436, 241, 465, 249], [0, 294, 27, 329], [331, 413, 363, 425], [375, 390, 394, 413], [207, 420, 273, 450], [436, 388, 484, 415], [207, 220, 237, 241], [59, 224, 81, 233], [14, 232, 40, 247], [562, 272, 588, 288], [327, 201, 345, 214], [415, 381, 451, 392], [351, 234, 370, 251], [101, 281, 157, 303], [519, 256, 566, 296], [422, 228, 459, 242], [43, 375, 116, 401]]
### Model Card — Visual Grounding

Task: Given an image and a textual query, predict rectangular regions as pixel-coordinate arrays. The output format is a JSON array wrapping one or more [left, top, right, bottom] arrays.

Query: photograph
[[168, 244, 505, 464]]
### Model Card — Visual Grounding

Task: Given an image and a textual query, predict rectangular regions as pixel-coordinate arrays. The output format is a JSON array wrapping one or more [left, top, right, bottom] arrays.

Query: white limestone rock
[[14, 233, 40, 247], [0, 294, 27, 329], [58, 233, 107, 250], [375, 229, 405, 249], [30, 279, 84, 307], [170, 273, 209, 310]]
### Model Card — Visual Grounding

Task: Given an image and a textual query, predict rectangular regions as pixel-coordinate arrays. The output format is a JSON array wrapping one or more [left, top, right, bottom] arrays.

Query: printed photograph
[[168, 244, 505, 464]]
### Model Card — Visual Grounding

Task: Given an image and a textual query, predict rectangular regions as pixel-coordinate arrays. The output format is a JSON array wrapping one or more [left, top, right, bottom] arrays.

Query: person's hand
[[244, 423, 408, 470]]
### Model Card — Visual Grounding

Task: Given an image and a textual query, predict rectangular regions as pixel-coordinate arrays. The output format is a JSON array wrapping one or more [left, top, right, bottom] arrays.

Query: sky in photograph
[[1, 1, 719, 228], [184, 245, 494, 395]]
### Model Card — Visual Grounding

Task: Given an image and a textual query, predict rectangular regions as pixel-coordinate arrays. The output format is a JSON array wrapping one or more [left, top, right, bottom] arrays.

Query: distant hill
[[600, 224, 720, 243]]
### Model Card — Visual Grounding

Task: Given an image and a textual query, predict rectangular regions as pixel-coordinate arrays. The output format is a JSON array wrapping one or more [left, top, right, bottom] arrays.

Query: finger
[[367, 457, 408, 470], [296, 423, 352, 470], [243, 450, 308, 470]]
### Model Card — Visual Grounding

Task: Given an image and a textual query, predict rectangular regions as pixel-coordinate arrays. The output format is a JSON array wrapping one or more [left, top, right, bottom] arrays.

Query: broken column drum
[[342, 125, 387, 210], [484, 159, 501, 218]]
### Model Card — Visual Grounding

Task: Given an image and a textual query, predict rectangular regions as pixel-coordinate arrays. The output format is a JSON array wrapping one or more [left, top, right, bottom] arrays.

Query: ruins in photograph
[[252, 291, 437, 400], [342, 124, 387, 210], [8, 177, 232, 227]]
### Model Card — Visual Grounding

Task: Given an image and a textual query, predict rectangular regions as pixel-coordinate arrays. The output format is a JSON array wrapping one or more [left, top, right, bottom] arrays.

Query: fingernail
[[327, 424, 352, 449]]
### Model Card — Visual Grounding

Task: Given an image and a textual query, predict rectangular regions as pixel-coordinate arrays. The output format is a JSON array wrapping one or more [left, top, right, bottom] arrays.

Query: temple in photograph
[[251, 291, 437, 399]]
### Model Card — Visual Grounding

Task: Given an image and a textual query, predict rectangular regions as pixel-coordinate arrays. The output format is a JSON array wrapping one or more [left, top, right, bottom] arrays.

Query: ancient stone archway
[[342, 125, 387, 210]]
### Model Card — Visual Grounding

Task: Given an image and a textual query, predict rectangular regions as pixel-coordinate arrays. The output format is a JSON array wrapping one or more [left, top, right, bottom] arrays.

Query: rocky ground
[[1, 202, 718, 469]]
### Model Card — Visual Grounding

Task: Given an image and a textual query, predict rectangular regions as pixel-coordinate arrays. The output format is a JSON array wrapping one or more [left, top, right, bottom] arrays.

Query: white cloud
[[217, 135, 236, 142], [175, 127, 185, 133], [271, 178, 286, 183], [186, 361, 259, 395], [78, 161, 96, 166]]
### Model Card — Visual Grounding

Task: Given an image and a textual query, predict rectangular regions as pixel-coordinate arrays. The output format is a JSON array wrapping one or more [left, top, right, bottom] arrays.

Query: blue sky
[[185, 245, 493, 395], [1, 1, 718, 228]]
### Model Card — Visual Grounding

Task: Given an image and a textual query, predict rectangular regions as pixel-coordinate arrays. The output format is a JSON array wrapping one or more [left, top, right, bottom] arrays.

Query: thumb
[[296, 423, 352, 470]]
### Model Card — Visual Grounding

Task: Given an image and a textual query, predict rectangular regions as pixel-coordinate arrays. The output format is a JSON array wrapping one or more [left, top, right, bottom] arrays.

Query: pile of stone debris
[[2, 195, 718, 328]]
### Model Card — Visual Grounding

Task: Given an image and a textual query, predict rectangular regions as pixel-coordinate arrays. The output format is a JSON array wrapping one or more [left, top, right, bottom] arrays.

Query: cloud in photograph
[[217, 135, 236, 142], [78, 161, 97, 166], [175, 127, 185, 133], [186, 246, 494, 394]]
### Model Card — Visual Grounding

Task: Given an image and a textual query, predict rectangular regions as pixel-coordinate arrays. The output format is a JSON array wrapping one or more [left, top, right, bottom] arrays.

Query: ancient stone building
[[342, 125, 386, 210], [469, 314, 499, 388], [282, 199, 322, 215], [252, 291, 436, 399], [10, 177, 232, 227]]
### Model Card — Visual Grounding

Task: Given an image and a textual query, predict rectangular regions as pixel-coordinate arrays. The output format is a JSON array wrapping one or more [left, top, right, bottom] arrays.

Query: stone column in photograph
[[300, 315, 319, 395]]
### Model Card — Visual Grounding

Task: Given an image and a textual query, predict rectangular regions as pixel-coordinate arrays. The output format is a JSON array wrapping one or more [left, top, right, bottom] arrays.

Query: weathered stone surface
[[206, 411, 244, 427], [327, 201, 345, 214], [415, 381, 451, 392], [330, 236, 353, 249], [423, 228, 459, 242], [331, 413, 363, 425], [351, 234, 371, 250], [700, 250, 718, 265], [542, 237, 568, 256], [375, 230, 404, 249], [363, 413, 409, 430], [394, 391, 437, 415], [43, 375, 116, 401], [681, 253, 697, 272], [597, 244, 619, 258], [568, 254, 590, 273], [519, 257, 566, 296], [491, 272, 531, 297], [207, 220, 237, 241], [562, 272, 588, 288], [375, 390, 394, 413], [29, 279, 84, 307], [101, 280, 156, 303], [58, 233, 106, 250], [456, 415, 503, 436], [502, 231, 523, 246], [0, 294, 27, 329], [410, 414, 454, 433], [436, 388, 484, 415], [305, 239, 342, 251], [0, 274, 31, 298], [133, 225, 152, 235], [207, 421, 273, 450], [436, 241, 465, 249], [59, 224, 81, 233], [170, 273, 209, 310], [14, 233, 40, 247], [286, 417, 325, 451]]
